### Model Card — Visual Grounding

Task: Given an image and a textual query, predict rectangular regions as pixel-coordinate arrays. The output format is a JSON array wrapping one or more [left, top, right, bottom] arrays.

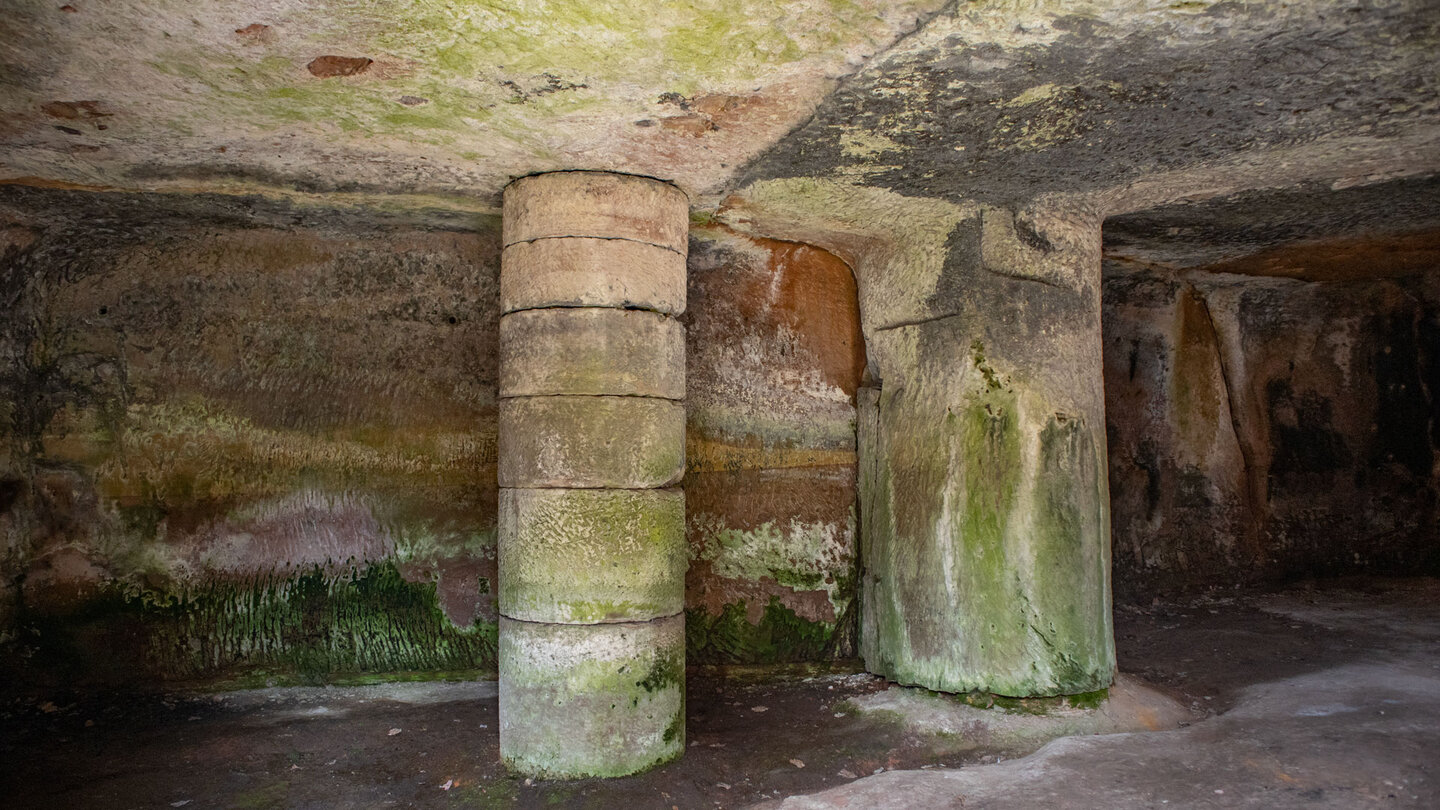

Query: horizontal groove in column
[[505, 233, 686, 256], [499, 485, 682, 494], [496, 391, 682, 401], [498, 612, 684, 627], [503, 302, 674, 316]]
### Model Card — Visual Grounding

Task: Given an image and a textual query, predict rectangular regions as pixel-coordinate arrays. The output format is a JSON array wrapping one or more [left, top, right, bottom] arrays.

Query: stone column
[[497, 171, 689, 778], [857, 204, 1115, 699]]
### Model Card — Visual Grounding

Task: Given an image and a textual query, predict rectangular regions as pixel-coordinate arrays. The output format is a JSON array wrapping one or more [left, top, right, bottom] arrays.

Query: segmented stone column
[[497, 171, 689, 778]]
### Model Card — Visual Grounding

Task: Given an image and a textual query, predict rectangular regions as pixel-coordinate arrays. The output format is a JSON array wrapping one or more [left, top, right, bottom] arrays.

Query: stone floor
[[3, 577, 1437, 809], [774, 577, 1440, 809]]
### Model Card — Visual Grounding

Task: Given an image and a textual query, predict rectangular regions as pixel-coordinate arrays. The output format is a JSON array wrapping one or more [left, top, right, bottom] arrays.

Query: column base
[[498, 614, 685, 779]]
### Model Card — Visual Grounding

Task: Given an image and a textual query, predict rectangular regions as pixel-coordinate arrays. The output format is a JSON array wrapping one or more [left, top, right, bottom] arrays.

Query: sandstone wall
[[683, 227, 865, 663], [0, 192, 870, 684], [1104, 259, 1440, 600], [0, 190, 502, 684], [10, 183, 1432, 685]]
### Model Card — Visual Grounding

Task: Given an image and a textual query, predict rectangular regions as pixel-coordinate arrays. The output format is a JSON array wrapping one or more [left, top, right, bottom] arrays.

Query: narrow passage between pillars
[[497, 171, 689, 779]]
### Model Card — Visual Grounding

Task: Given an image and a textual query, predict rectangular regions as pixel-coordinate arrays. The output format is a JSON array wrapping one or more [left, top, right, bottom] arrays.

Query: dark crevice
[[501, 168, 687, 199], [501, 302, 679, 318], [871, 311, 965, 333], [502, 233, 687, 256], [496, 392, 683, 402], [498, 612, 683, 628], [985, 264, 1067, 290]]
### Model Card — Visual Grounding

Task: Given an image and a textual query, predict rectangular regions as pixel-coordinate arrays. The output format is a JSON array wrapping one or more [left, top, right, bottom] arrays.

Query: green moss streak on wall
[[636, 650, 684, 694], [691, 512, 855, 618], [1028, 416, 1114, 693], [863, 321, 1114, 695], [19, 562, 497, 684], [662, 707, 684, 745], [950, 386, 1027, 673], [686, 598, 836, 664], [868, 383, 1028, 687]]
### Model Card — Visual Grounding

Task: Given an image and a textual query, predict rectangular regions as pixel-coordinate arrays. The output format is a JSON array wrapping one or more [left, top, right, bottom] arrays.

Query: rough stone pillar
[[497, 171, 689, 778], [857, 204, 1115, 698]]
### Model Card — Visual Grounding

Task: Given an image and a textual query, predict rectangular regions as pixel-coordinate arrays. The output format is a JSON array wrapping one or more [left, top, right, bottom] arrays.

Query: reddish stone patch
[[178, 494, 394, 576], [690, 226, 866, 396], [432, 558, 497, 626], [687, 466, 855, 534], [759, 239, 866, 395], [22, 547, 109, 616], [234, 23, 272, 42], [691, 93, 747, 117], [660, 114, 717, 136], [41, 100, 111, 120], [1197, 228, 1440, 282], [683, 230, 864, 633], [307, 56, 373, 78]]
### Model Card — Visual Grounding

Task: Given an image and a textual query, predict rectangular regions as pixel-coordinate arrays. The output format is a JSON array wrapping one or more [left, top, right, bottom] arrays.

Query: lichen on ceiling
[[739, 0, 1440, 215], [0, 0, 944, 206], [0, 0, 1436, 225]]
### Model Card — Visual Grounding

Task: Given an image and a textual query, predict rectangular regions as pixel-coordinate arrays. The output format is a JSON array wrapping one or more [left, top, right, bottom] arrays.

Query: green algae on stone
[[686, 598, 839, 665], [14, 562, 498, 684], [498, 396, 684, 488], [690, 511, 856, 620], [498, 488, 685, 624], [374, 0, 917, 92], [1027, 414, 1115, 692], [85, 401, 494, 507], [860, 369, 1112, 696], [499, 615, 684, 779]]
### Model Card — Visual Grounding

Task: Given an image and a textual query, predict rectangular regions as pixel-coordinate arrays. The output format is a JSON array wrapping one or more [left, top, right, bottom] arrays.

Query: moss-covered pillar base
[[498, 171, 688, 778], [858, 203, 1115, 698], [498, 615, 685, 779]]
